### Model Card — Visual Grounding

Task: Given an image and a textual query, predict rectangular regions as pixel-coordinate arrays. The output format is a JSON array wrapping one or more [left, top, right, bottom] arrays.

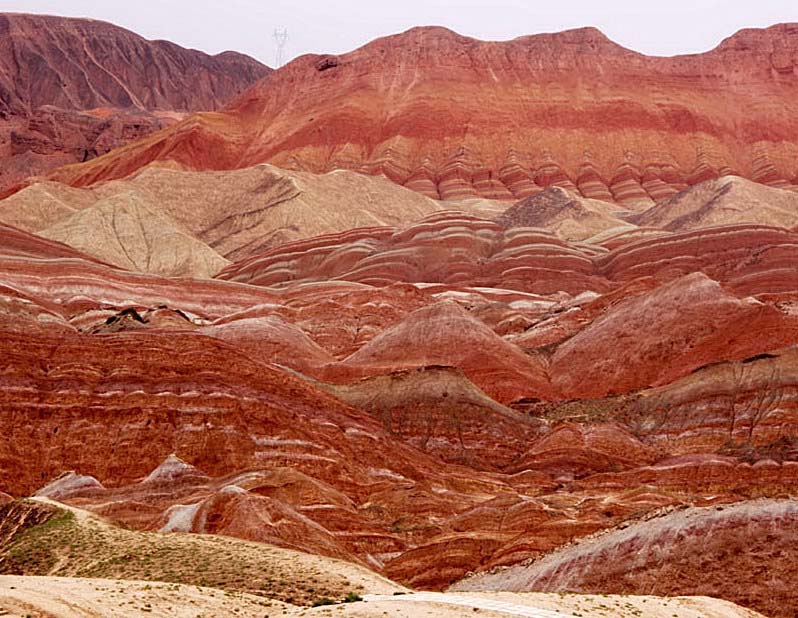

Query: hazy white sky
[[4, 0, 798, 66]]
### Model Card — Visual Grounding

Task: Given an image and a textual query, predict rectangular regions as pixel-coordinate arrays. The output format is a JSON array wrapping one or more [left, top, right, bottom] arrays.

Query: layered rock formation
[[40, 194, 231, 278], [0, 12, 269, 192], [2, 16, 798, 618], [2, 206, 798, 618], [618, 348, 798, 456], [549, 272, 798, 398], [0, 164, 446, 271], [331, 300, 555, 403], [217, 203, 798, 301], [496, 186, 633, 241], [633, 175, 798, 231], [217, 211, 609, 295], [453, 500, 798, 618], [317, 366, 545, 469], [33, 24, 798, 201]]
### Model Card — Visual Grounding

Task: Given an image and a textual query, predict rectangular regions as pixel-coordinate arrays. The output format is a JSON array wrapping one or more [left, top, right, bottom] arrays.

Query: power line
[[273, 28, 288, 68]]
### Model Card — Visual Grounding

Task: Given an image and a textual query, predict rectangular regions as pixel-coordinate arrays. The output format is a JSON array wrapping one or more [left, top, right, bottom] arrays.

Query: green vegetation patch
[[0, 500, 364, 606]]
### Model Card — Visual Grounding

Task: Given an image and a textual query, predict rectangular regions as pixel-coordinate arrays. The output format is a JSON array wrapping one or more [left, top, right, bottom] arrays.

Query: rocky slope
[[453, 500, 798, 618], [34, 23, 798, 201], [317, 366, 544, 470], [217, 205, 798, 301], [217, 210, 609, 294], [2, 210, 798, 618], [0, 106, 181, 195], [633, 175, 798, 231], [39, 193, 231, 278], [496, 186, 633, 241], [0, 12, 269, 192], [7, 171, 798, 283], [0, 13, 268, 115], [0, 498, 396, 605], [2, 17, 798, 618], [0, 164, 445, 268]]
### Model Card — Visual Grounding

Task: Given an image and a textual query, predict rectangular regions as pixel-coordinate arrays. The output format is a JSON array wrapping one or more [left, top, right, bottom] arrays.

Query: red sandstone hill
[[3, 16, 798, 618], [37, 23, 798, 201], [0, 13, 269, 115], [0, 12, 270, 192], [453, 500, 798, 618], [2, 211, 798, 616]]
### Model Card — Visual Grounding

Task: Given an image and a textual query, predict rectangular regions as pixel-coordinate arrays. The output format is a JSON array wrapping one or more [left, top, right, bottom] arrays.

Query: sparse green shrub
[[343, 592, 363, 603]]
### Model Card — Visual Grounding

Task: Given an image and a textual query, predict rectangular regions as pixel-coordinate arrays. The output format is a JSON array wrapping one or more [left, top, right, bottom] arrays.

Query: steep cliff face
[[0, 13, 270, 192], [0, 13, 269, 115], [40, 24, 798, 200]]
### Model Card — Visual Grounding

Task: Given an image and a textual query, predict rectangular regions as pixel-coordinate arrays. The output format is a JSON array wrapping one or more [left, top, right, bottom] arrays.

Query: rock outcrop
[[0, 13, 268, 116], [621, 348, 798, 455], [0, 12, 269, 192], [453, 500, 798, 618], [198, 314, 336, 372], [319, 366, 546, 469], [34, 24, 798, 199], [0, 164, 446, 269], [333, 300, 555, 403], [633, 175, 798, 231], [496, 186, 633, 241], [39, 193, 230, 277], [549, 272, 798, 398]]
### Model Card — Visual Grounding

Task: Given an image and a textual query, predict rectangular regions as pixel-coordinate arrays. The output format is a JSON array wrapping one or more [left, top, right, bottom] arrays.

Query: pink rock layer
[[2, 210, 798, 618], [35, 24, 798, 200]]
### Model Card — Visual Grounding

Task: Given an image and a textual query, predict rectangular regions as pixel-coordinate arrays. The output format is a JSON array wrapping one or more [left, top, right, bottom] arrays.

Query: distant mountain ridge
[[0, 12, 270, 115], [0, 12, 270, 193], [36, 22, 798, 203]]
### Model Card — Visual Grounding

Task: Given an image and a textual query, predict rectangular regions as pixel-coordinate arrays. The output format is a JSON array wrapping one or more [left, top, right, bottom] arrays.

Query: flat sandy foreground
[[0, 576, 765, 618]]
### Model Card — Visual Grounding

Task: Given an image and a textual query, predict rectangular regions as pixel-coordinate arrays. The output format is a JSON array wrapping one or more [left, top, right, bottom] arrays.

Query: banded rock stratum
[[0, 14, 797, 618]]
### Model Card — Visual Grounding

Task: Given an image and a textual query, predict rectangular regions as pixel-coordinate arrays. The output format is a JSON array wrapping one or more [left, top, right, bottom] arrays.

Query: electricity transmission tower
[[273, 29, 288, 68]]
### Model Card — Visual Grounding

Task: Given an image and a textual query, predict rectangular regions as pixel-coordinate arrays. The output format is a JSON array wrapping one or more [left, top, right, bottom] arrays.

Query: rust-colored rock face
[[0, 13, 269, 192], [3, 202, 798, 618], [2, 16, 798, 618], [453, 500, 798, 618], [0, 13, 268, 115], [36, 23, 798, 201]]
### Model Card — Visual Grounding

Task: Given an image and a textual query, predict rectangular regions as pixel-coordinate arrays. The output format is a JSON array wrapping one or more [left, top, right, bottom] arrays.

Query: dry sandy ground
[[22, 497, 402, 601], [333, 593, 765, 618], [0, 576, 288, 617], [0, 577, 765, 618]]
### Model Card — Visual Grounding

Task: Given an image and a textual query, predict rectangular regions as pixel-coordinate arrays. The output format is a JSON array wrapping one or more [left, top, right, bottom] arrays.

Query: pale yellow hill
[[0, 498, 400, 606], [0, 163, 446, 263], [497, 186, 635, 242], [635, 175, 798, 231], [39, 193, 230, 278]]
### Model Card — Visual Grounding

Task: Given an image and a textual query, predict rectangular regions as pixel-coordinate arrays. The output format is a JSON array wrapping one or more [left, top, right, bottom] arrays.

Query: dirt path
[[365, 592, 577, 617], [0, 576, 766, 618], [0, 575, 289, 617], [360, 592, 766, 618]]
